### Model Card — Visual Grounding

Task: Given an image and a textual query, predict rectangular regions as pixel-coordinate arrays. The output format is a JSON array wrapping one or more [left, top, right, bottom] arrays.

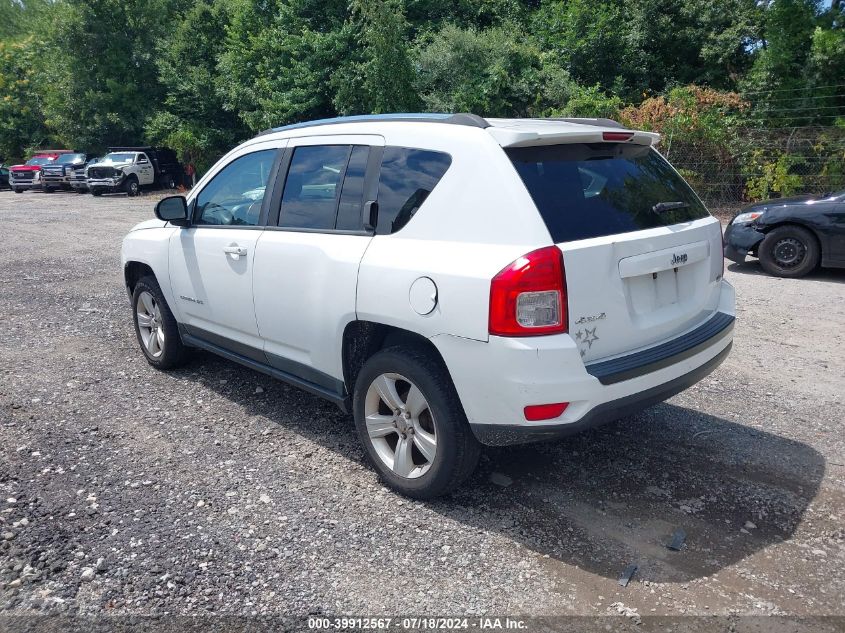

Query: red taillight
[[524, 402, 569, 421], [602, 131, 634, 142], [489, 246, 567, 337]]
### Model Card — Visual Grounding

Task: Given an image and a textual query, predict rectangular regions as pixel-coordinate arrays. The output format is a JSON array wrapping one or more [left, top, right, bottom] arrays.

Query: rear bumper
[[723, 223, 765, 263], [471, 342, 731, 445], [433, 280, 735, 446]]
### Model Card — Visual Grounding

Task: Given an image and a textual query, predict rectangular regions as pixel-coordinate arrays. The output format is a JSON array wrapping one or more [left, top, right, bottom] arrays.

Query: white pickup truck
[[87, 146, 182, 196]]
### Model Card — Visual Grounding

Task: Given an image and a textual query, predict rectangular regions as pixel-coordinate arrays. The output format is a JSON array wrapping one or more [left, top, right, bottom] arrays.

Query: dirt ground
[[0, 190, 843, 628]]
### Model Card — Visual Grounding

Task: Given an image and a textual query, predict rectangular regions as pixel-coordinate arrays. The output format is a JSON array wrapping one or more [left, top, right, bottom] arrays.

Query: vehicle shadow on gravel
[[446, 403, 825, 583], [180, 354, 824, 585], [727, 261, 845, 284]]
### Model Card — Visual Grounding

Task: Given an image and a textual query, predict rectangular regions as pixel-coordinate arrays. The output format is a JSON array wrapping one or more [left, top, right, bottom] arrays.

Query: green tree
[[0, 37, 52, 161], [0, 0, 52, 42], [40, 0, 178, 150], [147, 0, 248, 172], [332, 0, 419, 114], [217, 0, 351, 131], [532, 0, 762, 100], [414, 24, 569, 117], [742, 0, 822, 124]]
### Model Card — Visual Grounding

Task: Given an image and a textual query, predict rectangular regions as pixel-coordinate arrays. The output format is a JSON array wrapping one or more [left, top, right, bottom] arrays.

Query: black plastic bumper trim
[[584, 312, 735, 385], [470, 341, 731, 446]]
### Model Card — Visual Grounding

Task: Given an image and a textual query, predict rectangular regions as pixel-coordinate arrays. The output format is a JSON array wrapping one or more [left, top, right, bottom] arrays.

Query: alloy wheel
[[364, 373, 437, 479], [136, 291, 165, 358]]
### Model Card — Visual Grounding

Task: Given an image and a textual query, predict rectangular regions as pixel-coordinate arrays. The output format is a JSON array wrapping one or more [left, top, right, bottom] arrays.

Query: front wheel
[[13, 188, 23, 194], [758, 225, 820, 278], [91, 188, 102, 197], [125, 177, 140, 197], [132, 276, 187, 370], [353, 347, 480, 499]]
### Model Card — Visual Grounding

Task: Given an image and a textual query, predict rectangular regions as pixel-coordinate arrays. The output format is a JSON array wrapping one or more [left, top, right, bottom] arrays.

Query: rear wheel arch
[[341, 321, 453, 395]]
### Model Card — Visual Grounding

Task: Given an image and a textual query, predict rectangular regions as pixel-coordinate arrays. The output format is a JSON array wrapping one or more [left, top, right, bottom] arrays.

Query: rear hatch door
[[506, 141, 724, 363]]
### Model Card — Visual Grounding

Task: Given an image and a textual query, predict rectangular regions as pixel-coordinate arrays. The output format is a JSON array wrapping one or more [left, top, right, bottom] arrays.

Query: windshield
[[26, 157, 55, 166], [101, 153, 136, 164], [56, 153, 85, 164], [506, 144, 710, 242]]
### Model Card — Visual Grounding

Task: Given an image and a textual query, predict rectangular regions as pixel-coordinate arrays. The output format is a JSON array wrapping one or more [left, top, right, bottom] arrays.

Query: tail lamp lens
[[489, 246, 567, 336]]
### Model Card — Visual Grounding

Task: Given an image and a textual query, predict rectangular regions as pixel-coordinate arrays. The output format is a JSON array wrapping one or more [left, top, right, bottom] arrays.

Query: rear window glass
[[279, 145, 351, 230], [377, 147, 451, 234], [506, 144, 709, 242]]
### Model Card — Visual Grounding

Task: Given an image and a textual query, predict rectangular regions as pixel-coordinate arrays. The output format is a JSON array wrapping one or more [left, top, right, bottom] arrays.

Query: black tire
[[125, 176, 140, 197], [163, 174, 176, 189], [131, 275, 188, 370], [43, 186, 54, 193], [91, 188, 102, 197], [13, 188, 23, 194], [758, 225, 820, 278], [353, 346, 481, 499]]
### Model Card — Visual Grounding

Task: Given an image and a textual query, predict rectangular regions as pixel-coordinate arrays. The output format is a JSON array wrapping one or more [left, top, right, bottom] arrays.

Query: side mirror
[[155, 195, 190, 227]]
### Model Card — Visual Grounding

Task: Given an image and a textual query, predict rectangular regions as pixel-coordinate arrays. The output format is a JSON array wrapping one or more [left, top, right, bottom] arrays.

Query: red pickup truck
[[8, 150, 74, 193]]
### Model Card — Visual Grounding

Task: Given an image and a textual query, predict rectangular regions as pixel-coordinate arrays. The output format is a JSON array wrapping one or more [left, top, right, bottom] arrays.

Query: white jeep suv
[[121, 114, 735, 499]]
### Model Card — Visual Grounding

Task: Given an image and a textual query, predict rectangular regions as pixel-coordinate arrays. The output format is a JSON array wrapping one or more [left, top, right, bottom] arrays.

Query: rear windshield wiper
[[652, 201, 689, 214]]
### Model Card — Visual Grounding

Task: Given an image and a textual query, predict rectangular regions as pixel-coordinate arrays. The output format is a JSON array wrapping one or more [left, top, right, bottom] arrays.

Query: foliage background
[[0, 0, 843, 209]]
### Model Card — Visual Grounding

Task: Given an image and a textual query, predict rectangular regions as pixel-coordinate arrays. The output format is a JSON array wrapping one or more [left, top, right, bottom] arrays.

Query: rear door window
[[376, 147, 451, 234], [335, 146, 370, 231], [279, 145, 351, 230], [506, 144, 709, 242]]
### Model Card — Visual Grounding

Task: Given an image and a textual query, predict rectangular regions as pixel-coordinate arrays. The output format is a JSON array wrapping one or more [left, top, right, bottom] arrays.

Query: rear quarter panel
[[355, 125, 552, 342]]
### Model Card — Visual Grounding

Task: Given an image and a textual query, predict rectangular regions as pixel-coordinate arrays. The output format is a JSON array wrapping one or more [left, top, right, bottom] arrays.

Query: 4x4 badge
[[574, 312, 606, 325]]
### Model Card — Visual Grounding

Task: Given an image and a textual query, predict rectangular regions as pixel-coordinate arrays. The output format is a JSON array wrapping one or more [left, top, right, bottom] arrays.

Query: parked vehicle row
[[5, 146, 183, 196]]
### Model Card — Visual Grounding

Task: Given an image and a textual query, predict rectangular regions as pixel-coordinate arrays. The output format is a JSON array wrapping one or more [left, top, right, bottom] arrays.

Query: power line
[[737, 83, 845, 96], [744, 93, 845, 104], [751, 104, 845, 114]]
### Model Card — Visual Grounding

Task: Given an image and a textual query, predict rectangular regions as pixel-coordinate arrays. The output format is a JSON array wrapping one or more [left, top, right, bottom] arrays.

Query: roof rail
[[545, 117, 628, 130], [259, 112, 490, 136]]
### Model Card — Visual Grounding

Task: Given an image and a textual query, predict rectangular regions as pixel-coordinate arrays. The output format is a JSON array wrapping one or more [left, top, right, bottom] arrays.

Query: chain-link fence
[[664, 125, 845, 216]]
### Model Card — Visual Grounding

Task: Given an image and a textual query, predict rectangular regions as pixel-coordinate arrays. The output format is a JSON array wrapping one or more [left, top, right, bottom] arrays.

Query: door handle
[[223, 245, 247, 258]]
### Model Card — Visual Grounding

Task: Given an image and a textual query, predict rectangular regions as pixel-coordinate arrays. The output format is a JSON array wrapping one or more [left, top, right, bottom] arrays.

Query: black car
[[724, 190, 845, 278], [0, 166, 9, 190]]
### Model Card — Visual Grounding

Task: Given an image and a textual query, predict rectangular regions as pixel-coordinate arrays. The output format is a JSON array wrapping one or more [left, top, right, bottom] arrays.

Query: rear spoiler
[[487, 126, 660, 149]]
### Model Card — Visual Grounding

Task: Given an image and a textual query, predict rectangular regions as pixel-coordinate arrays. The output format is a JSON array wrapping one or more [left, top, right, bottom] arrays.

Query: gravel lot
[[1, 190, 843, 625]]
